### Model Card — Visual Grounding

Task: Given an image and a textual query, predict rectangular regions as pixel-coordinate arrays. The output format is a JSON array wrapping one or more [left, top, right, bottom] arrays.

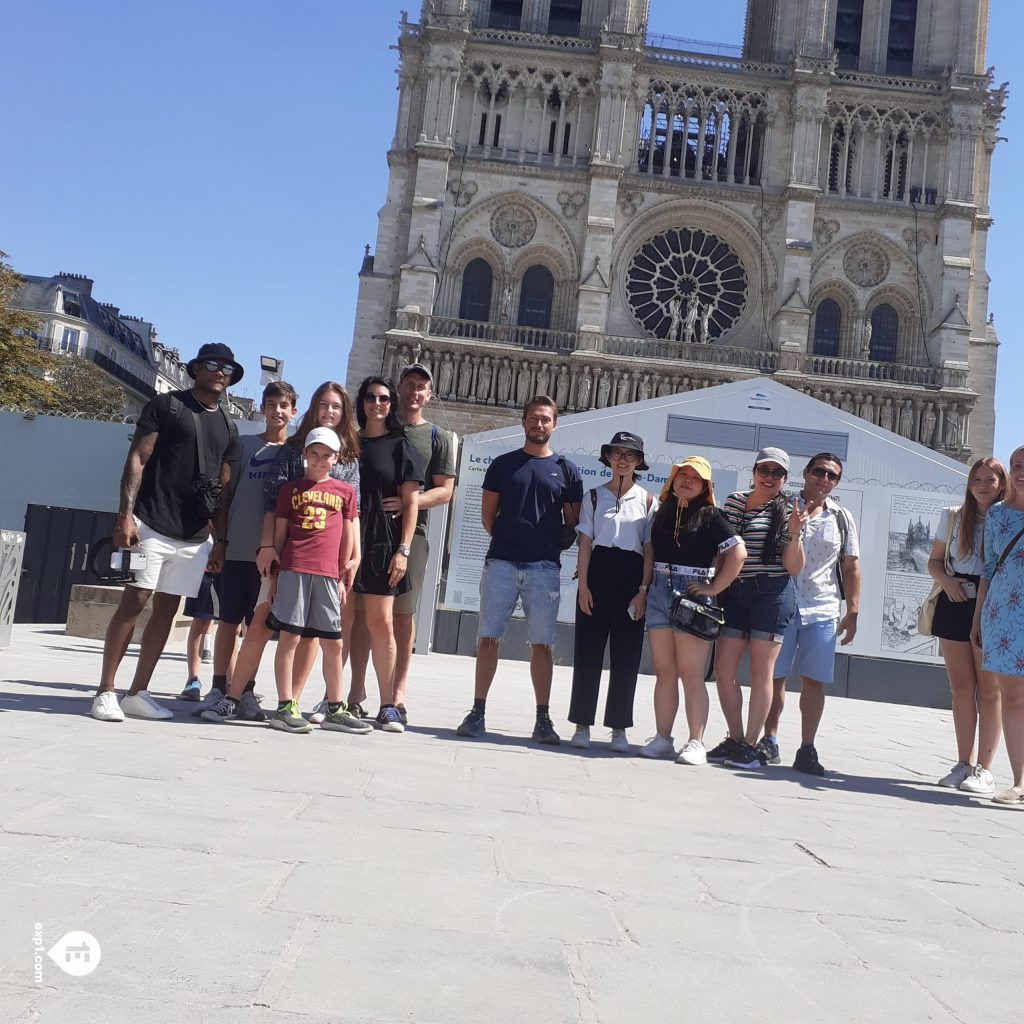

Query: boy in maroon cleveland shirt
[[265, 427, 369, 735]]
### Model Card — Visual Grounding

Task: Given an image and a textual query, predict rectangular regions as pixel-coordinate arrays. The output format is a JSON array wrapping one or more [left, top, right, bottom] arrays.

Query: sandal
[[992, 787, 1024, 805]]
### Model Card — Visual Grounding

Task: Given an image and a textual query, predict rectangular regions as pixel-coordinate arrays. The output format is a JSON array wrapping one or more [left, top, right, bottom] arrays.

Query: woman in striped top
[[708, 447, 807, 771]]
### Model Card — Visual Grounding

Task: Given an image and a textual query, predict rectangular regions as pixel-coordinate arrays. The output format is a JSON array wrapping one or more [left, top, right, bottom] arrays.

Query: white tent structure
[[434, 377, 974, 708]]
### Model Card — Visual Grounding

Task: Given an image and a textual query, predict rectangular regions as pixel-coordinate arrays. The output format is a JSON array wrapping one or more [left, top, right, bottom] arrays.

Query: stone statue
[[555, 365, 570, 409], [944, 405, 961, 447], [879, 396, 894, 432], [921, 403, 937, 445], [699, 304, 713, 344], [861, 393, 876, 424], [476, 357, 493, 402], [596, 372, 611, 409], [438, 352, 454, 397], [659, 375, 676, 397], [616, 372, 631, 405], [496, 358, 512, 404], [683, 300, 699, 344], [862, 316, 873, 358], [667, 296, 683, 342], [576, 371, 593, 410], [899, 401, 915, 438], [839, 392, 855, 414], [516, 362, 532, 406], [501, 284, 513, 324], [458, 354, 474, 399], [535, 362, 551, 397], [637, 373, 652, 401]]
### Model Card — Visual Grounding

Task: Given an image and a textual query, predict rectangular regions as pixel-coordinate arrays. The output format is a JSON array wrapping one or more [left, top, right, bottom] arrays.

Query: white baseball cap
[[304, 427, 340, 452]]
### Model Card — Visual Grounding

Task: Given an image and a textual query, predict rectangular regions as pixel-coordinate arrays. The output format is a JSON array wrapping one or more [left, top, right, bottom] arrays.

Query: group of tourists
[[84, 346, 1024, 806]]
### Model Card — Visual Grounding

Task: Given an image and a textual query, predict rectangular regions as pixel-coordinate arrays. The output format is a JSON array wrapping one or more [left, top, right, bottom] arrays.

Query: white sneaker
[[609, 729, 630, 754], [938, 761, 972, 788], [638, 735, 675, 759], [308, 700, 328, 725], [121, 691, 173, 720], [676, 739, 707, 766], [959, 765, 996, 795], [90, 692, 124, 722], [570, 725, 591, 749]]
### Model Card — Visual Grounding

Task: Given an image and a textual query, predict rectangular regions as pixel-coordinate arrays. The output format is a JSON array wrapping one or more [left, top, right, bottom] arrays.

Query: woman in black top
[[639, 456, 746, 764], [351, 376, 422, 733]]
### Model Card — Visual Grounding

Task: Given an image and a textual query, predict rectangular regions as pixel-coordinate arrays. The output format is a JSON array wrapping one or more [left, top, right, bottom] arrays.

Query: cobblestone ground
[[2, 623, 1023, 1023]]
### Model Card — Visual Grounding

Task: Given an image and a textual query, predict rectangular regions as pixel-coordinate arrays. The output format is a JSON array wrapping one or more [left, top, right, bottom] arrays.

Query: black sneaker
[[532, 713, 561, 745], [725, 742, 767, 770], [756, 736, 781, 765], [396, 704, 408, 727], [457, 707, 486, 738], [348, 701, 371, 721], [793, 744, 826, 776], [706, 736, 743, 764]]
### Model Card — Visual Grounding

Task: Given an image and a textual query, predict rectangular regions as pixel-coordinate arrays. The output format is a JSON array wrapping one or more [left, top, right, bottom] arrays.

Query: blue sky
[[3, 1, 1018, 458]]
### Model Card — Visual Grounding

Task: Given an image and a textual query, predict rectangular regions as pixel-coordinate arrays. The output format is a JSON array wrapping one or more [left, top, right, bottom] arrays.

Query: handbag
[[190, 408, 225, 521], [917, 507, 957, 636], [669, 591, 725, 640]]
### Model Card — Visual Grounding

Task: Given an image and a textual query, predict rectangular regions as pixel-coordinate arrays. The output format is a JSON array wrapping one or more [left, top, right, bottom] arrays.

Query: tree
[[0, 250, 127, 416]]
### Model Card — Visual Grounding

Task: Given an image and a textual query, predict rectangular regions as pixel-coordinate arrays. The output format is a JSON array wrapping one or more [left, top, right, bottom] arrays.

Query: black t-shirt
[[650, 498, 737, 569], [483, 449, 584, 564], [134, 390, 241, 541], [358, 432, 425, 530]]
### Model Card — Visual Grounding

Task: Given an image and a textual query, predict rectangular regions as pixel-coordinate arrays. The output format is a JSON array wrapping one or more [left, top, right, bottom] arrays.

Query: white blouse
[[937, 507, 985, 577], [576, 484, 654, 556]]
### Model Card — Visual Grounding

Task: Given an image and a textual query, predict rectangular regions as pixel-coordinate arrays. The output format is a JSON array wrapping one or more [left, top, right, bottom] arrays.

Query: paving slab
[[2, 622, 1024, 1023]]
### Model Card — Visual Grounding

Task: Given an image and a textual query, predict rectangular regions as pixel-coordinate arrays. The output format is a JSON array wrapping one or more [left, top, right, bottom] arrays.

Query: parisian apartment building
[[345, 0, 1005, 460]]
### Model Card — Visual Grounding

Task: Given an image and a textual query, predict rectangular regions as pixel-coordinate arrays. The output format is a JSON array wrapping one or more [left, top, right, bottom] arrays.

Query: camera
[[110, 548, 148, 573]]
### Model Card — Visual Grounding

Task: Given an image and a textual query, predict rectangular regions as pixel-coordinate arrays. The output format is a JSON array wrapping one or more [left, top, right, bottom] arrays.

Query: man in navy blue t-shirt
[[456, 395, 583, 744]]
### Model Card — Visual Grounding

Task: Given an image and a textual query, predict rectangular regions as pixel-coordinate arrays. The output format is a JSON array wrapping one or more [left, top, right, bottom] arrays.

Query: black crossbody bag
[[190, 408, 227, 521]]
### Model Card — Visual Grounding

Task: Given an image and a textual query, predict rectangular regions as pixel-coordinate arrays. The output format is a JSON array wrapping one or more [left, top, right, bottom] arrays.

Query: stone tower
[[346, 0, 1005, 457]]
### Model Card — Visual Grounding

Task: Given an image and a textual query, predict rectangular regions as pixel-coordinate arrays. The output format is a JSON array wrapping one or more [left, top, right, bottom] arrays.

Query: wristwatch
[[397, 544, 412, 557], [637, 584, 648, 593]]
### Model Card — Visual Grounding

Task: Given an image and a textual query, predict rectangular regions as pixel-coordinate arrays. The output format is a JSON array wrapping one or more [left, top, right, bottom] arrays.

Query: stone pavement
[[2, 622, 1023, 1023]]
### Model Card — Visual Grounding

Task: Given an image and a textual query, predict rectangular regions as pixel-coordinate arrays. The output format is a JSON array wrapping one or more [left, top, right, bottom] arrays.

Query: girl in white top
[[568, 432, 655, 753]]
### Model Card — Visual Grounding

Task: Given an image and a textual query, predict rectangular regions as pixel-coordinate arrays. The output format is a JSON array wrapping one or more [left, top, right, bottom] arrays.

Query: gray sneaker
[[322, 705, 373, 734], [191, 687, 225, 718], [200, 696, 238, 723], [308, 699, 328, 725], [269, 701, 312, 734], [237, 690, 267, 722]]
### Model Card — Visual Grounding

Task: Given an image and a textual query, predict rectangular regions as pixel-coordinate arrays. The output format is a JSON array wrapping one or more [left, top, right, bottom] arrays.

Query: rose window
[[625, 228, 747, 341]]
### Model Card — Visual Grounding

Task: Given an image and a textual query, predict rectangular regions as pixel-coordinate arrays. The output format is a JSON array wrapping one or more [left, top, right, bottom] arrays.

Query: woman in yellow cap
[[639, 456, 746, 763]]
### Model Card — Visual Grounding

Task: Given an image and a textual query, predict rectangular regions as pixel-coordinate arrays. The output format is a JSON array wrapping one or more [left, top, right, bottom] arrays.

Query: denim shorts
[[719, 574, 796, 642], [646, 569, 709, 633], [477, 558, 561, 646], [774, 617, 837, 683]]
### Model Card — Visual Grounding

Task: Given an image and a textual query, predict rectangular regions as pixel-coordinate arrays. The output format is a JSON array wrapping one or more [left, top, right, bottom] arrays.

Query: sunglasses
[[809, 467, 841, 482], [201, 359, 235, 377], [754, 465, 787, 479], [609, 448, 640, 461], [364, 393, 391, 404]]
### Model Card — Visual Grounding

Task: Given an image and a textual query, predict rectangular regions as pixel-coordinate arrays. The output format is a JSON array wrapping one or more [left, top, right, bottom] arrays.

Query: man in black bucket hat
[[89, 343, 242, 723]]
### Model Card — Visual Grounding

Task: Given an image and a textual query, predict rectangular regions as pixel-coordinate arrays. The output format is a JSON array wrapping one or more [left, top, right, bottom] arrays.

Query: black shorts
[[184, 572, 218, 620], [212, 560, 263, 626], [932, 577, 979, 642]]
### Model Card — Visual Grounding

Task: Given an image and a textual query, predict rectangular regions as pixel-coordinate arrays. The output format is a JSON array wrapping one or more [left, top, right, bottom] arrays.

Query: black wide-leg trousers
[[568, 546, 645, 730]]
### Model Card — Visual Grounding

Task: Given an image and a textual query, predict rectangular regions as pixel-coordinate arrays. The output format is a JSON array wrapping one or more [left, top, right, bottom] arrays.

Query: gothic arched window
[[834, 0, 865, 70], [870, 303, 899, 362], [517, 265, 554, 329], [828, 124, 855, 194], [459, 258, 493, 322], [887, 0, 918, 75], [813, 299, 842, 357], [548, 0, 582, 37]]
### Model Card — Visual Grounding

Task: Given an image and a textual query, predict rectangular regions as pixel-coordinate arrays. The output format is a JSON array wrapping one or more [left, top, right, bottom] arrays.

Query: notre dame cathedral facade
[[346, 0, 1005, 458]]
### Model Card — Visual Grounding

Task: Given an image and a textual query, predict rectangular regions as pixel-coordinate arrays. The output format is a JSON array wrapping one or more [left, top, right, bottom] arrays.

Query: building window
[[812, 300, 842, 357], [459, 258, 493, 321], [488, 0, 522, 31], [549, 0, 583, 37], [834, 0, 864, 70], [517, 266, 555, 330], [870, 304, 899, 362], [828, 124, 856, 194], [60, 290, 82, 318], [886, 0, 918, 75], [60, 327, 80, 353]]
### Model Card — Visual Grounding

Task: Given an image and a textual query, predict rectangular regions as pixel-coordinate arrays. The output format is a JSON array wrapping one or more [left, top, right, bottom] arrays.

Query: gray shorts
[[394, 532, 429, 615], [267, 570, 342, 640]]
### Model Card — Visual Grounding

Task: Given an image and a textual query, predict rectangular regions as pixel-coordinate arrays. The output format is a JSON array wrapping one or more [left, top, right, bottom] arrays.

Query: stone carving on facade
[[515, 362, 532, 406], [637, 373, 652, 401], [814, 218, 840, 246], [448, 179, 479, 207], [843, 242, 890, 288], [658, 376, 675, 397], [944, 405, 961, 447], [699, 305, 712, 344], [902, 228, 927, 254], [879, 396, 894, 432], [759, 205, 783, 231], [576, 370, 593, 411], [458, 354, 474, 399], [501, 283, 514, 323], [860, 393, 876, 424], [491, 202, 537, 248], [554, 366, 570, 409], [496, 358, 512, 404], [556, 190, 586, 219], [615, 372, 631, 406], [899, 400, 915, 439], [438, 352, 454, 397], [619, 191, 645, 216], [667, 296, 683, 342], [596, 373, 611, 408], [535, 361, 551, 396], [838, 392, 855, 414], [683, 299, 699, 344], [920, 402, 937, 445], [476, 357, 493, 402]]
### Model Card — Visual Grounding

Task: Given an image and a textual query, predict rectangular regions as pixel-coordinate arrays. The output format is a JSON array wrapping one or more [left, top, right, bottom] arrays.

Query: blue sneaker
[[179, 677, 203, 702]]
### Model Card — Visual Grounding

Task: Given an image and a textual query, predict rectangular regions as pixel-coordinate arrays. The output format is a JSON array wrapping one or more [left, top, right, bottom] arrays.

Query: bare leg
[[763, 678, 788, 738], [940, 638, 981, 764], [648, 629, 680, 739], [713, 636, 747, 739], [975, 644, 1002, 770], [341, 594, 355, 667], [798, 678, 826, 745], [186, 618, 205, 679], [291, 638, 321, 701], [998, 675, 1024, 790], [362, 595, 397, 706], [226, 603, 273, 700], [392, 611, 414, 707], [97, 585, 151, 695], [529, 643, 553, 705], [346, 602, 371, 705], [474, 637, 500, 700], [321, 638, 344, 703], [744, 638, 783, 745], [676, 633, 711, 742], [213, 619, 240, 678], [273, 631, 302, 702], [126, 592, 182, 695]]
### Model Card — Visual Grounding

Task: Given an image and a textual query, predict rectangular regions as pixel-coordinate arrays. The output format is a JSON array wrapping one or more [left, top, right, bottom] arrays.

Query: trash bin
[[0, 530, 27, 648]]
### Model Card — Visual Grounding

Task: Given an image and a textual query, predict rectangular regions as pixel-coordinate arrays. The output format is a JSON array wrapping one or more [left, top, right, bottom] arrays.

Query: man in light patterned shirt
[[759, 453, 860, 775]]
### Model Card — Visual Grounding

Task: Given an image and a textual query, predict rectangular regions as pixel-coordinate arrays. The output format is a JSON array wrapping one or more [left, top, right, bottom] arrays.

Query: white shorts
[[133, 518, 212, 597]]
